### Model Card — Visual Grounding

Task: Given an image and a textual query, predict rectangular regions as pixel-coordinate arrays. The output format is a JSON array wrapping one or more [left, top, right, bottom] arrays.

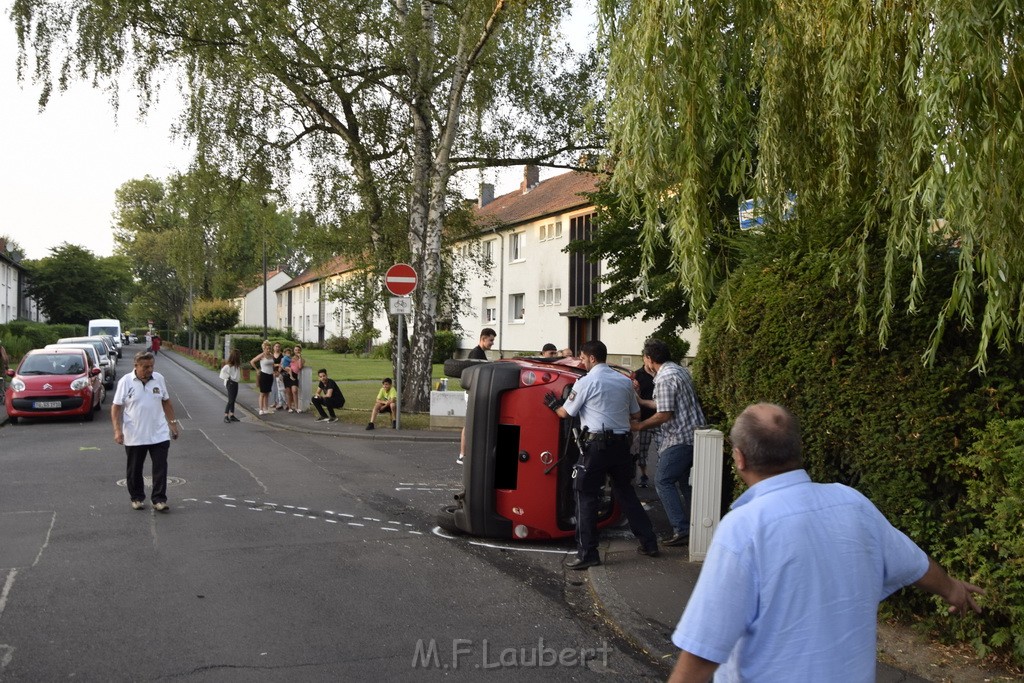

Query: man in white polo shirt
[[111, 351, 180, 512]]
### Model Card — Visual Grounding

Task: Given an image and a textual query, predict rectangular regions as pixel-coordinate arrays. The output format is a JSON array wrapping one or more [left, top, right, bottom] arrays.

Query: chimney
[[478, 183, 495, 208], [520, 164, 540, 194]]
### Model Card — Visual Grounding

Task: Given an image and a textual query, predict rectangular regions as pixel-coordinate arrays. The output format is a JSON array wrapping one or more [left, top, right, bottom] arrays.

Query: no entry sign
[[385, 263, 418, 296]]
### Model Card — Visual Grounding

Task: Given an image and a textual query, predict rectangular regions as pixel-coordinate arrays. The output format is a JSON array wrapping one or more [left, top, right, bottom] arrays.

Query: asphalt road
[[0, 353, 664, 681]]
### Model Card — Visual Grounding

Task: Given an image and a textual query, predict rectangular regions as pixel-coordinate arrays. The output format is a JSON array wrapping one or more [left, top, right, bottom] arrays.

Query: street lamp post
[[262, 234, 268, 340]]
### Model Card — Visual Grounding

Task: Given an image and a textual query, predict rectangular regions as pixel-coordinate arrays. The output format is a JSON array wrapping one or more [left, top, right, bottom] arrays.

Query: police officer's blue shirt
[[672, 469, 929, 682], [561, 363, 639, 433]]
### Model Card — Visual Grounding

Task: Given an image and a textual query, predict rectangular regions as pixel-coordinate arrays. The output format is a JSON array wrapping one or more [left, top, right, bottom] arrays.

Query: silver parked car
[[45, 343, 114, 394], [57, 337, 117, 389]]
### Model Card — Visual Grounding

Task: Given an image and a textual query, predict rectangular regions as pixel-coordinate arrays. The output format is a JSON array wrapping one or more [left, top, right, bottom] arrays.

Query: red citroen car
[[5, 348, 104, 423]]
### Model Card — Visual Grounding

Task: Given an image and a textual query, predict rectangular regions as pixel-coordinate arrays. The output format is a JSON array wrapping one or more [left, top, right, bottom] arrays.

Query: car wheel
[[94, 397, 102, 412], [84, 404, 95, 421], [7, 415, 17, 424], [436, 504, 465, 535]]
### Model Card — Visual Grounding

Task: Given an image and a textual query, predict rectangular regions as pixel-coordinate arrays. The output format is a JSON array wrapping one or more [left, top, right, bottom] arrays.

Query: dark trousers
[[126, 441, 170, 503], [312, 396, 343, 418], [225, 379, 238, 414], [575, 437, 658, 561]]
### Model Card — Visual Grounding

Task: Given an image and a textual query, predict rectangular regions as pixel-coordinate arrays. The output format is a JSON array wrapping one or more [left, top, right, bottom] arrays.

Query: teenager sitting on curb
[[366, 378, 397, 430], [311, 369, 345, 422]]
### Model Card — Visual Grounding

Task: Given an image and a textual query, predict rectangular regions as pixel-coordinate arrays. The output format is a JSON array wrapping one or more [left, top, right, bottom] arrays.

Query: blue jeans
[[655, 442, 694, 536]]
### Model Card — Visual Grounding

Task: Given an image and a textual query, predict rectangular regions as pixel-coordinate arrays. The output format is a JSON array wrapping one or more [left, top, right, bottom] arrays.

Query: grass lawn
[[276, 351, 463, 430]]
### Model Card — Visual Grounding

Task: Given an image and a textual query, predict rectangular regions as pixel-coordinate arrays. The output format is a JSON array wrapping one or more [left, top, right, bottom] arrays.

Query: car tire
[[84, 404, 95, 421], [443, 358, 487, 380], [436, 504, 465, 535], [7, 415, 17, 424]]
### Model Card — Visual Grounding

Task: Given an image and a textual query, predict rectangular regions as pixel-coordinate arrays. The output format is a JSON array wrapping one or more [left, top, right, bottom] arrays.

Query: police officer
[[545, 340, 660, 569]]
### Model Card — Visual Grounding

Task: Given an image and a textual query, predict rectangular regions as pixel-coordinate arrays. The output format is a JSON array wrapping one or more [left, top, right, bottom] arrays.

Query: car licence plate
[[33, 401, 62, 409]]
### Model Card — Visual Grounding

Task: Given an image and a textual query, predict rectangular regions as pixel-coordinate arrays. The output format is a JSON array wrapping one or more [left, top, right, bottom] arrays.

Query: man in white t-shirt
[[111, 351, 180, 512]]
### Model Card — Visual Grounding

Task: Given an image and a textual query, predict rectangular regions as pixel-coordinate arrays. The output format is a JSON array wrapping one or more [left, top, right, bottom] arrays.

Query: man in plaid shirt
[[631, 339, 705, 546]]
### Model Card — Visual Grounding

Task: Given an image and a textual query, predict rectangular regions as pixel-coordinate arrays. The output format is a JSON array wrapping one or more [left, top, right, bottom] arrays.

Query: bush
[[1, 321, 85, 350], [193, 299, 240, 335], [371, 340, 393, 360], [349, 328, 378, 355], [326, 335, 351, 354], [948, 419, 1024, 661], [692, 241, 1024, 662], [432, 330, 459, 364]]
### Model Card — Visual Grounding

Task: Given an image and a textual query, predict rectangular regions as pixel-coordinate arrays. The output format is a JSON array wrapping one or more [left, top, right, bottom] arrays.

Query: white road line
[[325, 519, 338, 524], [33, 512, 57, 567], [275, 510, 286, 514], [431, 527, 576, 555], [225, 504, 236, 508], [381, 528, 400, 532], [363, 517, 380, 522], [244, 500, 256, 504], [348, 523, 364, 527], [297, 507, 309, 511], [409, 531, 424, 535], [339, 513, 354, 518], [0, 569, 17, 623]]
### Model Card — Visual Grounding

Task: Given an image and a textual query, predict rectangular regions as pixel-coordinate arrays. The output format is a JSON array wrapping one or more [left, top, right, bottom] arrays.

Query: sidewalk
[[1, 350, 931, 680]]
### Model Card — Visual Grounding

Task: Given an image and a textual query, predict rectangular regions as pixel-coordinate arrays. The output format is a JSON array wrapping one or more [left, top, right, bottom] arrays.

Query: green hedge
[[692, 244, 1024, 663], [432, 330, 459, 364], [1, 321, 86, 354], [948, 419, 1024, 661]]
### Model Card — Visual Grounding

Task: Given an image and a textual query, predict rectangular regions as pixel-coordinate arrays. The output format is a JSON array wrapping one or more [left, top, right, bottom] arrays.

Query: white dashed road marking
[[180, 497, 423, 537]]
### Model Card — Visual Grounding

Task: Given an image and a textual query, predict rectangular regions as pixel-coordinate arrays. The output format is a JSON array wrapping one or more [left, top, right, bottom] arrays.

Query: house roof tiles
[[474, 170, 601, 229]]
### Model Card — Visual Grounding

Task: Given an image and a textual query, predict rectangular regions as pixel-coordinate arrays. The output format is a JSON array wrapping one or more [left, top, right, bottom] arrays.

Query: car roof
[[25, 348, 88, 358], [45, 343, 100, 357]]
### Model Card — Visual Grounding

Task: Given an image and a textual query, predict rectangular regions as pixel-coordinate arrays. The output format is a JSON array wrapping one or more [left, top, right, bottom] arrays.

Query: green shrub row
[[691, 242, 1024, 664], [1, 321, 87, 360]]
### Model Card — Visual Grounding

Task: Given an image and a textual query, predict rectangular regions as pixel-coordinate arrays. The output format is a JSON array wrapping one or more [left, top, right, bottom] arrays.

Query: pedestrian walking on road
[[219, 349, 242, 423], [110, 351, 180, 512], [250, 341, 275, 415], [312, 369, 345, 422], [668, 403, 983, 683], [545, 339, 660, 570], [631, 338, 705, 546]]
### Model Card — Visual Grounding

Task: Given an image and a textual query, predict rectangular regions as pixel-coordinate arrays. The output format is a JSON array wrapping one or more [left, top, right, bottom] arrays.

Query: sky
[[0, 4, 596, 262]]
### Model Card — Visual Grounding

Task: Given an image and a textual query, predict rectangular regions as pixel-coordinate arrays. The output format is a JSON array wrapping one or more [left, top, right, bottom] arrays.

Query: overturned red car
[[439, 356, 622, 541]]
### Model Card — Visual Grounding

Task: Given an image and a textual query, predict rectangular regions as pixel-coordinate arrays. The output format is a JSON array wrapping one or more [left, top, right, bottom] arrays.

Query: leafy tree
[[23, 244, 133, 324], [14, 0, 602, 409], [113, 171, 300, 327], [598, 0, 1024, 369], [0, 235, 26, 262], [568, 182, 744, 353], [192, 299, 240, 336]]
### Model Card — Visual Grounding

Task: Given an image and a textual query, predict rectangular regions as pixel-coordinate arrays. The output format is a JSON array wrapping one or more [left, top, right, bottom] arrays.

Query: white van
[[87, 319, 123, 358]]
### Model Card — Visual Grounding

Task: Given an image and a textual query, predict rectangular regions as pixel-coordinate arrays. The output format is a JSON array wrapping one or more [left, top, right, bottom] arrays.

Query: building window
[[483, 297, 497, 323], [510, 293, 525, 322], [537, 288, 562, 306], [510, 232, 524, 261], [539, 221, 563, 241], [484, 240, 495, 262]]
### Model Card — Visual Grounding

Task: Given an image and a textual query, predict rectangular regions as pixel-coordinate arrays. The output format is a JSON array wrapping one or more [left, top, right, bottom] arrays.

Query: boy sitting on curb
[[366, 378, 398, 430]]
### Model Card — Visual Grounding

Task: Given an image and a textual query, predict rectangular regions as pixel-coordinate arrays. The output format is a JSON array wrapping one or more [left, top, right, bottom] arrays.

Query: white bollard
[[689, 429, 725, 561], [299, 366, 313, 411]]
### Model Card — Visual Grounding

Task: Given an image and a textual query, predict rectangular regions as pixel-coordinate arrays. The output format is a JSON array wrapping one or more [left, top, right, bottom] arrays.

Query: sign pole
[[396, 312, 402, 430], [384, 264, 417, 433]]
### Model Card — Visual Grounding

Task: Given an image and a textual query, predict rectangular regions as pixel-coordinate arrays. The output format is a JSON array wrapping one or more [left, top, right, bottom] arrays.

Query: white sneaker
[[456, 454, 464, 465]]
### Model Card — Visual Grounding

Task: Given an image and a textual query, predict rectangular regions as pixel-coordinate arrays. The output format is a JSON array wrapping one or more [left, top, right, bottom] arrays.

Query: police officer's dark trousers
[[575, 436, 658, 561]]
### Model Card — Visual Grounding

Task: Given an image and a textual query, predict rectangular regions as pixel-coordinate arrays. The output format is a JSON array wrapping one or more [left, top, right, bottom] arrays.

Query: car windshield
[[20, 354, 85, 375], [92, 326, 118, 336]]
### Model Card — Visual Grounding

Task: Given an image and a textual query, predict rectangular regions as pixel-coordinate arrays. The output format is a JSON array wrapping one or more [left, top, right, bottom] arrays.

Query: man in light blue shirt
[[669, 403, 983, 683]]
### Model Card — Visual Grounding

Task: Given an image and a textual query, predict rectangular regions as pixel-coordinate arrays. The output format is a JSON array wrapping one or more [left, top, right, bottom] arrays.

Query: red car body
[[446, 357, 623, 541], [5, 348, 104, 423]]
